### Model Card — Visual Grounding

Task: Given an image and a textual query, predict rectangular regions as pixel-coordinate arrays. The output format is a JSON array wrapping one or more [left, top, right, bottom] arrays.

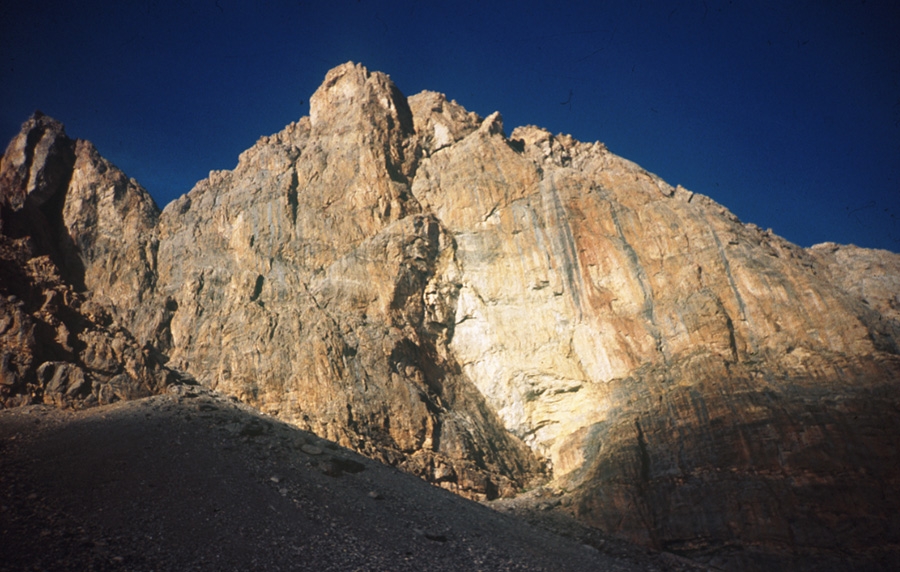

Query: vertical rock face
[[409, 113, 900, 567], [808, 242, 900, 351], [152, 63, 540, 498], [2, 62, 899, 568], [62, 139, 160, 320]]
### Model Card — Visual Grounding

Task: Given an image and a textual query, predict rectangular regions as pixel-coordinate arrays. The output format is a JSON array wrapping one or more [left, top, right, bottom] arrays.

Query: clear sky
[[2, 1, 898, 252]]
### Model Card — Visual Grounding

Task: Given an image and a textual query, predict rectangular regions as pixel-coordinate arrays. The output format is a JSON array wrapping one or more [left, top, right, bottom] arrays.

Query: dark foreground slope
[[0, 387, 706, 572]]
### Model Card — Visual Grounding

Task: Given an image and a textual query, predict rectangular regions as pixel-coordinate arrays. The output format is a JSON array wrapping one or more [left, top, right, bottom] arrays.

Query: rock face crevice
[[3, 62, 900, 569], [139, 63, 543, 500]]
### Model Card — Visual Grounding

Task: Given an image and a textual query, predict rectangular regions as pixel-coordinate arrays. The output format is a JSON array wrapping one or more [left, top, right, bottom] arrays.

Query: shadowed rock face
[[2, 62, 899, 569], [0, 114, 178, 408]]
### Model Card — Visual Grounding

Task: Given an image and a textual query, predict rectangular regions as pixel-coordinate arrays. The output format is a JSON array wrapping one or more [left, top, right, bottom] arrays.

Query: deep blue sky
[[2, 1, 898, 251]]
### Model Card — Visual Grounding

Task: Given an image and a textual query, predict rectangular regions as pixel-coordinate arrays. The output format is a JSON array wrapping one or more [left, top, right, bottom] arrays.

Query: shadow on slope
[[0, 386, 706, 572]]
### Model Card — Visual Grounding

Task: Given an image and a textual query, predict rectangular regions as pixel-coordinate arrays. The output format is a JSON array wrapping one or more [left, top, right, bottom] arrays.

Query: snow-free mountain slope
[[2, 63, 899, 570]]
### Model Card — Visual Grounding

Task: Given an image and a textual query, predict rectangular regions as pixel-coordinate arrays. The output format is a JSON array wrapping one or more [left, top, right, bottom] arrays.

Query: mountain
[[2, 62, 899, 570]]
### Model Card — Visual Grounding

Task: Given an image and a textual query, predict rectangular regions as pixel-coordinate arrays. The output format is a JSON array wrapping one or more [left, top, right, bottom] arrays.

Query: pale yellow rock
[[146, 63, 540, 499]]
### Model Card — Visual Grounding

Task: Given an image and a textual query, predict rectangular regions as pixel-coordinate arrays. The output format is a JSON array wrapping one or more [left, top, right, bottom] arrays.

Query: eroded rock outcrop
[[0, 113, 178, 408], [2, 63, 899, 569]]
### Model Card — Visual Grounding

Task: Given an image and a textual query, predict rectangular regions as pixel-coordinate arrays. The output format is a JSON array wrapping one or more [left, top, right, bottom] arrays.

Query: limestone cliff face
[[808, 242, 900, 351], [151, 64, 540, 498], [3, 63, 900, 568], [408, 105, 900, 565]]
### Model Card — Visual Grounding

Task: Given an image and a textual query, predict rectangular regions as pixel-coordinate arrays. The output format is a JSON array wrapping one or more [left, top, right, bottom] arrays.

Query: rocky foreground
[[2, 62, 900, 570], [0, 387, 706, 572]]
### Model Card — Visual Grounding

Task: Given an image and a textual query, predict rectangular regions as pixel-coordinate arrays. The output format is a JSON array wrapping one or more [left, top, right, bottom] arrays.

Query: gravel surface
[[0, 386, 711, 571]]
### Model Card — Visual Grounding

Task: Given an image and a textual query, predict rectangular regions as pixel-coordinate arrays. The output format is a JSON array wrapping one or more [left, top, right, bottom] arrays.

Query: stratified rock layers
[[2, 63, 899, 569]]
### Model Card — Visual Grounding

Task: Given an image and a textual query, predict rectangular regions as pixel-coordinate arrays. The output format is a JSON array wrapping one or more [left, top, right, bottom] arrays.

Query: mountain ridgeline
[[2, 63, 899, 570]]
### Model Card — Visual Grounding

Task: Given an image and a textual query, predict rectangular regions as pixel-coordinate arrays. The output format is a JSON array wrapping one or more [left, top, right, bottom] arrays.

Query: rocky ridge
[[2, 63, 899, 570], [0, 113, 179, 408]]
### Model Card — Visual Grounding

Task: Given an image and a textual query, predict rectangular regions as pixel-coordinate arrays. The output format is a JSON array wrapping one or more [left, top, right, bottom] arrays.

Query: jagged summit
[[2, 63, 899, 570], [0, 112, 74, 213], [0, 112, 176, 409]]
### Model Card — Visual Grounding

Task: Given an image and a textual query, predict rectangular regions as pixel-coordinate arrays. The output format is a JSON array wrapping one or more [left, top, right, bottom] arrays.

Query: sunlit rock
[[3, 62, 899, 569]]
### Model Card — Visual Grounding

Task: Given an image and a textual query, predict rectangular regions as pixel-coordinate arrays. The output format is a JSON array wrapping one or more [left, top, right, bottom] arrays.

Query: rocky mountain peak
[[0, 113, 177, 410], [3, 63, 900, 570], [310, 62, 411, 132], [407, 90, 482, 156], [0, 111, 74, 213]]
